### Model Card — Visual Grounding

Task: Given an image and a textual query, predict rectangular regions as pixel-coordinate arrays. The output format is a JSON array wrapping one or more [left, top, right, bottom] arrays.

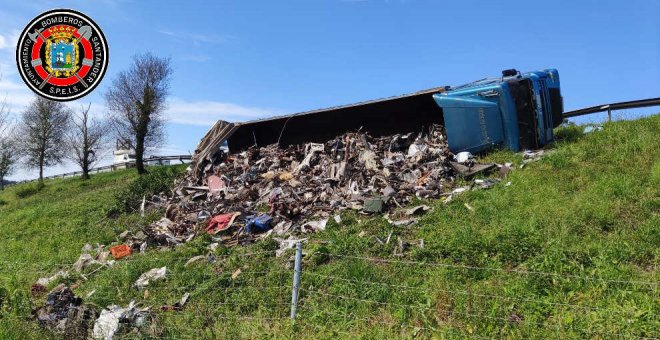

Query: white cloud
[[165, 98, 280, 126], [0, 30, 21, 50], [0, 76, 35, 117]]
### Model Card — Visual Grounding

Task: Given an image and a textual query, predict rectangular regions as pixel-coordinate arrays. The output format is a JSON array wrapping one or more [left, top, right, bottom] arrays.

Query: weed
[[111, 165, 186, 214], [14, 184, 41, 199]]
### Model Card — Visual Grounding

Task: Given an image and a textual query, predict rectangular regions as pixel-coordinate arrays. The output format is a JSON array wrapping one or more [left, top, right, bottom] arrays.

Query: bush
[[111, 166, 185, 214], [14, 184, 41, 199]]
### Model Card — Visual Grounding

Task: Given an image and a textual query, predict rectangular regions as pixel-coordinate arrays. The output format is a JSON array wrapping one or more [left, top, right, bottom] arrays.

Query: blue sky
[[0, 0, 658, 180]]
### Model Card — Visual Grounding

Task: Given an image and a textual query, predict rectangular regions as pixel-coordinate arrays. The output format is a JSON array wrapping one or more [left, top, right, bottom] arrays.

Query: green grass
[[1, 116, 658, 339]]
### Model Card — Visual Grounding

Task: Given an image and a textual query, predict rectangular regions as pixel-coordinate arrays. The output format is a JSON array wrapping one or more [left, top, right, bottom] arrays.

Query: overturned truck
[[191, 68, 563, 182]]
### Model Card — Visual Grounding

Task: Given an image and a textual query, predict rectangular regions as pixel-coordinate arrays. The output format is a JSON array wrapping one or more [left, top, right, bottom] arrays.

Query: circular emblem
[[16, 9, 109, 101]]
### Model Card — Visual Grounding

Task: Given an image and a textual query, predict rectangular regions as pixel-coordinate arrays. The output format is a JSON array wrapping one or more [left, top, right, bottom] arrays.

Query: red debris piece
[[206, 212, 241, 234], [110, 244, 132, 260]]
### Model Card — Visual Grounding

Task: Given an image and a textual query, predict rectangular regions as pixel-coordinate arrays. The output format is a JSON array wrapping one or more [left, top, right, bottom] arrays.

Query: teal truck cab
[[434, 69, 563, 153], [194, 68, 564, 173]]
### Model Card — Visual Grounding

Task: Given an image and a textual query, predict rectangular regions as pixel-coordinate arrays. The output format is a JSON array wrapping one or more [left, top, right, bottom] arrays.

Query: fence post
[[290, 242, 303, 321]]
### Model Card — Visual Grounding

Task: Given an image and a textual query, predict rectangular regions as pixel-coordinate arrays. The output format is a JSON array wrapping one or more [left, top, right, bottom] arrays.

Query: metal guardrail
[[563, 97, 660, 119], [16, 155, 192, 183]]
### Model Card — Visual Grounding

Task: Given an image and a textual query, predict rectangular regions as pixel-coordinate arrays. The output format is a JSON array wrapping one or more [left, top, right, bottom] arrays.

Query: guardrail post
[[607, 108, 612, 122], [290, 242, 303, 321]]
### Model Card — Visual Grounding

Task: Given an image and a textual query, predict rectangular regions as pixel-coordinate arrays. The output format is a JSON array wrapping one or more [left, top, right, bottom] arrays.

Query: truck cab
[[434, 69, 563, 153]]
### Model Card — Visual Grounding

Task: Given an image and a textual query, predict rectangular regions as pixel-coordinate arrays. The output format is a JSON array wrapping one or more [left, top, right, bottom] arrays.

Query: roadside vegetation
[[0, 115, 658, 339]]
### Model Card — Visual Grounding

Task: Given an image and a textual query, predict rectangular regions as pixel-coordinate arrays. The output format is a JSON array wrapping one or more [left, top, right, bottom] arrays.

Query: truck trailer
[[191, 68, 564, 179]]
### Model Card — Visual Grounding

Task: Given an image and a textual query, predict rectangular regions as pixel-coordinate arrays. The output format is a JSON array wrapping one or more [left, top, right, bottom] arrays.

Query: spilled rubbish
[[450, 161, 496, 177], [185, 255, 207, 267], [245, 214, 273, 234], [206, 212, 241, 234], [34, 285, 96, 336], [520, 149, 549, 168], [454, 151, 474, 164], [109, 244, 132, 260], [92, 301, 150, 339], [134, 267, 167, 289], [583, 125, 603, 134], [405, 205, 431, 216], [274, 236, 308, 257], [160, 292, 190, 312], [138, 125, 510, 250], [69, 125, 524, 266], [36, 270, 69, 286], [73, 244, 114, 272], [474, 178, 500, 190]]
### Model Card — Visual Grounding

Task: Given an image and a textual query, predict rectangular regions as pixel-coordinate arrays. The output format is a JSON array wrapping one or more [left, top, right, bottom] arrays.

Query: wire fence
[[3, 243, 658, 339]]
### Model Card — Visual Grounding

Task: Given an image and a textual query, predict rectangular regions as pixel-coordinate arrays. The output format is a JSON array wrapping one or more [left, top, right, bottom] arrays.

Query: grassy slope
[[0, 115, 658, 339]]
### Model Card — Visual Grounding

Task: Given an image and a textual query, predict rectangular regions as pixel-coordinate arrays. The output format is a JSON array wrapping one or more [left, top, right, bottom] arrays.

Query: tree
[[0, 98, 16, 190], [18, 96, 70, 184], [0, 139, 16, 190], [67, 103, 108, 180], [105, 53, 172, 175]]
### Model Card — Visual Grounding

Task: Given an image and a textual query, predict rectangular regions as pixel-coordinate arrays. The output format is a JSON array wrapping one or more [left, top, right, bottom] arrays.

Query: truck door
[[433, 95, 505, 153]]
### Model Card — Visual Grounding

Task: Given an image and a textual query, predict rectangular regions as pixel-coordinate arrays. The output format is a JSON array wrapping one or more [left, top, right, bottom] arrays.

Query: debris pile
[[34, 285, 96, 336], [143, 125, 499, 248]]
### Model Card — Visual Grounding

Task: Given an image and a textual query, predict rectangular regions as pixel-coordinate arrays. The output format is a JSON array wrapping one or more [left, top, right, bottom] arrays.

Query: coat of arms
[[45, 26, 80, 77]]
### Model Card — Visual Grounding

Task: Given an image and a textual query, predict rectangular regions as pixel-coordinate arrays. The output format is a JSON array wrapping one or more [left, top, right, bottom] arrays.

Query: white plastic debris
[[185, 255, 206, 267], [454, 151, 473, 163], [523, 150, 544, 160], [73, 253, 99, 272], [36, 270, 69, 286], [301, 218, 328, 233], [407, 143, 428, 158], [93, 304, 128, 339], [179, 292, 190, 306], [583, 125, 603, 134], [274, 236, 307, 257], [140, 195, 146, 217], [93, 301, 147, 339], [452, 186, 470, 194], [133, 267, 167, 289], [405, 204, 431, 216]]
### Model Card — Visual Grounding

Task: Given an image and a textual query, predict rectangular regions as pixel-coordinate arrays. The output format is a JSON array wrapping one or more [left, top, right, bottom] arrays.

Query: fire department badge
[[16, 9, 108, 101]]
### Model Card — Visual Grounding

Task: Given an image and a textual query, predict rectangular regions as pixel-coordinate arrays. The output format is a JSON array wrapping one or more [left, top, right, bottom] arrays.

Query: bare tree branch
[[18, 96, 71, 184], [0, 94, 17, 190], [67, 103, 109, 179], [105, 53, 172, 175]]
